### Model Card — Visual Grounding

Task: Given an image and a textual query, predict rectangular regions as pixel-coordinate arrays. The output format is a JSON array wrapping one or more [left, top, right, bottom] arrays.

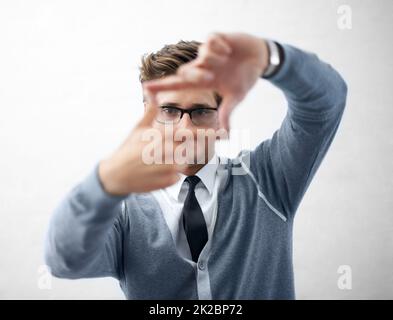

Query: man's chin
[[171, 147, 214, 165], [177, 163, 206, 176]]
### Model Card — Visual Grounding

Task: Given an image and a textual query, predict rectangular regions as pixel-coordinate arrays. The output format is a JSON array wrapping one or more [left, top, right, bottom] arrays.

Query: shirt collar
[[165, 153, 219, 201]]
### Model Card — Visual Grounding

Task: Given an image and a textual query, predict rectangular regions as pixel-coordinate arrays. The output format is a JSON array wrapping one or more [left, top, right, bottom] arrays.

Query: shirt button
[[198, 261, 205, 270]]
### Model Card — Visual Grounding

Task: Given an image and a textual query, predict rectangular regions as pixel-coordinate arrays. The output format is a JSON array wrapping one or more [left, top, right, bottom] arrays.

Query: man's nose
[[177, 113, 194, 129]]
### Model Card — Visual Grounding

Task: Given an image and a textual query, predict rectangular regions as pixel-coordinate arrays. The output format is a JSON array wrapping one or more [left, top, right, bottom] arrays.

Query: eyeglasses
[[156, 106, 218, 126]]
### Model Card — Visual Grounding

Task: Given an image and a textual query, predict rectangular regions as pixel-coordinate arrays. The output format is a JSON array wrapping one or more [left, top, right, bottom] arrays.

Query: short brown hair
[[139, 40, 222, 107]]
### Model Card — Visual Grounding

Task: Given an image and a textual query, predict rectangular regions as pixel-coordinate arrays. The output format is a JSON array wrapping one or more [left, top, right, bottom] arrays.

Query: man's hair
[[139, 40, 222, 107]]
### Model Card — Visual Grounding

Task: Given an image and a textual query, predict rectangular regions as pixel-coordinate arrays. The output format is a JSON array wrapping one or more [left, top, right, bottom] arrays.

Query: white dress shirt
[[152, 154, 221, 263]]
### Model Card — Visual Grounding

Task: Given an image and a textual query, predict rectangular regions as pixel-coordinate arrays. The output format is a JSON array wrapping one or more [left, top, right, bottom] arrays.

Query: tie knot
[[185, 175, 201, 190]]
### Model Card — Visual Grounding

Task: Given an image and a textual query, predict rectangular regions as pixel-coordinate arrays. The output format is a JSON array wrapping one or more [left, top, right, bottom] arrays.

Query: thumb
[[218, 95, 237, 136]]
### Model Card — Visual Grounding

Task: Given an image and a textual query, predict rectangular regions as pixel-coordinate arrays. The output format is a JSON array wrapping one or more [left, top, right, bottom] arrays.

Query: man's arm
[[44, 164, 128, 279], [45, 91, 180, 279], [143, 33, 347, 220], [250, 43, 347, 220]]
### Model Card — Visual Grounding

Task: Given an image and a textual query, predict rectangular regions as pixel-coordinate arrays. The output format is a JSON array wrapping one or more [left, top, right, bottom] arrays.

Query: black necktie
[[182, 176, 208, 262]]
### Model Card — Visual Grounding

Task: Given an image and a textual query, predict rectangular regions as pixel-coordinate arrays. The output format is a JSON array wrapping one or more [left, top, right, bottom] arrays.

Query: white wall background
[[0, 0, 392, 299]]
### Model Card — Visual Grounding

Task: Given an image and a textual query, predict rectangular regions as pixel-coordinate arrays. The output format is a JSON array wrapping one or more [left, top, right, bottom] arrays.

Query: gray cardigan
[[44, 43, 348, 299]]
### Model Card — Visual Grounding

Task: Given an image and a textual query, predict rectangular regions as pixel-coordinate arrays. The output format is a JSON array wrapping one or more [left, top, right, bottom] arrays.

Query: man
[[45, 32, 347, 299]]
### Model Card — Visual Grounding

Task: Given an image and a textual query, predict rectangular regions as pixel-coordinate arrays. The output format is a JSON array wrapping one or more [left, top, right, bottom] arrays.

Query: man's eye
[[194, 109, 211, 116], [162, 108, 177, 115]]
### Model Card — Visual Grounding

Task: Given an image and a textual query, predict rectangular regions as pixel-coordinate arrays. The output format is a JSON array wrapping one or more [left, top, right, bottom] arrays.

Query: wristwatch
[[261, 40, 284, 79]]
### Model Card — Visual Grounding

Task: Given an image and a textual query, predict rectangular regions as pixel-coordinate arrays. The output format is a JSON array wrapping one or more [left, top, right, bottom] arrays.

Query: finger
[[218, 111, 230, 137], [144, 75, 190, 92], [144, 69, 214, 92], [206, 33, 232, 56], [192, 49, 229, 68], [181, 66, 215, 84], [218, 96, 237, 135]]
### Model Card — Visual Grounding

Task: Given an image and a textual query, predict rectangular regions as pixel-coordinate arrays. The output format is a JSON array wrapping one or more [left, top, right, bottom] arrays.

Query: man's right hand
[[98, 88, 181, 196]]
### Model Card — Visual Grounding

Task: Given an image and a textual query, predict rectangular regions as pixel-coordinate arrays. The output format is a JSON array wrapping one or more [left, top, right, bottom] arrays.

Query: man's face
[[145, 88, 220, 165]]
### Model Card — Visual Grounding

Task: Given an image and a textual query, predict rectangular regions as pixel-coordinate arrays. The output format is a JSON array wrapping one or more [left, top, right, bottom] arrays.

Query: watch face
[[262, 40, 281, 78], [271, 54, 280, 66], [269, 41, 280, 66]]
